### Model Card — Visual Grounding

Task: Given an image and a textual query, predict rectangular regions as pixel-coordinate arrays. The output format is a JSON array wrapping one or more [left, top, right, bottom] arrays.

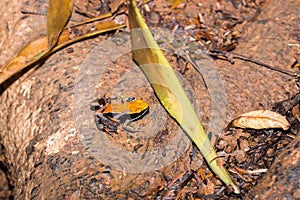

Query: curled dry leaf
[[109, 0, 125, 13], [229, 110, 290, 130]]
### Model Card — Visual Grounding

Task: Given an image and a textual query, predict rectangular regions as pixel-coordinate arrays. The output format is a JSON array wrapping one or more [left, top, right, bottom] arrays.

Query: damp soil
[[1, 0, 300, 199]]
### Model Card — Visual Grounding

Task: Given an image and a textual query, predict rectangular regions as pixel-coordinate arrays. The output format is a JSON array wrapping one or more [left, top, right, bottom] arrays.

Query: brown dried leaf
[[229, 110, 290, 130], [167, 0, 185, 8], [0, 21, 124, 84], [95, 21, 122, 30], [47, 0, 74, 48], [0, 37, 49, 83], [109, 0, 125, 13], [292, 104, 300, 122]]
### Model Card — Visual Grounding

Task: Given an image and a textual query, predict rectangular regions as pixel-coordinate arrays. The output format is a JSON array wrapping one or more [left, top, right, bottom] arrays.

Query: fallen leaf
[[128, 0, 240, 194], [47, 0, 74, 48], [167, 0, 185, 8], [0, 21, 125, 85], [229, 110, 290, 130], [109, 0, 125, 13], [0, 37, 49, 84], [292, 104, 300, 122]]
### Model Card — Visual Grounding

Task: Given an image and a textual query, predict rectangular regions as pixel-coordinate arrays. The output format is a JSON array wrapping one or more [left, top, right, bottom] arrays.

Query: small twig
[[232, 166, 268, 175], [166, 172, 186, 188], [193, 172, 202, 184], [228, 168, 253, 182], [21, 9, 47, 16], [160, 38, 208, 88], [132, 143, 143, 153], [209, 49, 296, 77], [175, 172, 194, 200], [276, 92, 300, 112]]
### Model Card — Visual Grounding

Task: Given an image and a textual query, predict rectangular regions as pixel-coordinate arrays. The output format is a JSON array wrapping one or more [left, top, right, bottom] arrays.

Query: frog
[[91, 97, 150, 134]]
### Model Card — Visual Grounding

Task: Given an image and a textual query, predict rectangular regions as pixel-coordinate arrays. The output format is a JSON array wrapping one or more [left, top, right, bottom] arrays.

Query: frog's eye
[[90, 98, 106, 111], [97, 98, 106, 106], [125, 97, 136, 102]]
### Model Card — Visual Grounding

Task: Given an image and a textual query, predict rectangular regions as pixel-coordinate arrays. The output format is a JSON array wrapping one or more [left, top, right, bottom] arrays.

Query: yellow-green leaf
[[47, 0, 74, 48], [128, 0, 240, 194], [229, 110, 290, 130]]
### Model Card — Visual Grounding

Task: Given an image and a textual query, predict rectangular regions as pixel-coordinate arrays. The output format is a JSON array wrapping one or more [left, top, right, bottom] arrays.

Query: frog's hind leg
[[121, 120, 139, 133], [94, 115, 104, 131], [94, 113, 117, 131]]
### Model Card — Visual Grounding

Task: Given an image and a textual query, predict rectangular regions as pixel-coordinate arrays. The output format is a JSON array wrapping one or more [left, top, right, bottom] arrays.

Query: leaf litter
[[1, 0, 300, 199]]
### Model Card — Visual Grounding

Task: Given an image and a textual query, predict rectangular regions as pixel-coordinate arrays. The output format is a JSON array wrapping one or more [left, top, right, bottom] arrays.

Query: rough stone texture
[[0, 0, 300, 199], [211, 1, 300, 194], [230, 0, 300, 197], [214, 0, 298, 121], [0, 1, 172, 199]]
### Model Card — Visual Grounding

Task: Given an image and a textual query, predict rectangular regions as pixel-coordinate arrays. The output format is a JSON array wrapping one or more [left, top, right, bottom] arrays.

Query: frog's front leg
[[121, 120, 139, 133], [95, 112, 118, 134]]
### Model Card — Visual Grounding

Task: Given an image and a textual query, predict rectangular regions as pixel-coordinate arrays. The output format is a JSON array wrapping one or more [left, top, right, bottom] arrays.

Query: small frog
[[91, 97, 149, 134]]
